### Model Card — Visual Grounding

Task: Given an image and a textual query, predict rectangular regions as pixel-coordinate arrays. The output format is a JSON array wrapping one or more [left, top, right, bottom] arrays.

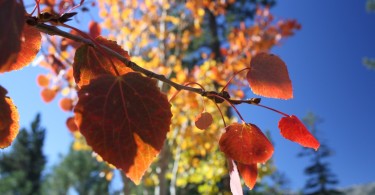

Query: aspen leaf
[[66, 116, 78, 133], [41, 88, 57, 103], [73, 36, 132, 88], [0, 0, 24, 68], [219, 123, 274, 164], [0, 85, 19, 149], [229, 159, 243, 195], [74, 73, 172, 184], [237, 162, 258, 190], [247, 53, 293, 99], [278, 115, 320, 150], [89, 21, 101, 38], [59, 97, 74, 112], [0, 24, 42, 73], [194, 112, 213, 130], [37, 74, 50, 87]]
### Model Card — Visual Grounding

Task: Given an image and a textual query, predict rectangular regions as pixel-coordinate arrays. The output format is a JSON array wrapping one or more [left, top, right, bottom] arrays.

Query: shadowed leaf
[[41, 88, 57, 103], [219, 123, 274, 164], [0, 85, 19, 148], [0, 0, 24, 68], [89, 21, 101, 38], [73, 36, 132, 88], [279, 115, 320, 150], [74, 73, 172, 184], [194, 112, 213, 130], [66, 116, 78, 133], [247, 53, 293, 99], [59, 97, 74, 112]]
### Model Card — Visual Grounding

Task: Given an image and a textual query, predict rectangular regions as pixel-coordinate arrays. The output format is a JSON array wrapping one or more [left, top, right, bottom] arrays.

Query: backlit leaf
[[74, 73, 172, 184], [41, 88, 57, 103], [247, 53, 293, 99], [194, 112, 213, 130], [73, 36, 132, 88], [59, 97, 74, 112], [37, 74, 50, 87], [0, 24, 41, 73], [0, 85, 19, 148], [0, 0, 24, 68], [237, 162, 258, 190], [219, 123, 274, 164], [229, 159, 243, 195], [278, 115, 320, 150]]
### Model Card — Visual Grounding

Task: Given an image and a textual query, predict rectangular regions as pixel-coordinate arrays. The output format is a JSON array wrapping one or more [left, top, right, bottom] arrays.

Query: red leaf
[[247, 53, 293, 99], [229, 159, 244, 195], [219, 123, 274, 164], [278, 115, 320, 150], [194, 112, 213, 130], [0, 24, 42, 73], [74, 73, 172, 184], [0, 85, 20, 148], [73, 36, 132, 88], [237, 162, 258, 190], [89, 21, 101, 38], [0, 0, 25, 68]]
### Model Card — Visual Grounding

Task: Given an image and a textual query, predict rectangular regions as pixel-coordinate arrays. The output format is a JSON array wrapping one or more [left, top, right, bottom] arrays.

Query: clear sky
[[1, 0, 375, 192]]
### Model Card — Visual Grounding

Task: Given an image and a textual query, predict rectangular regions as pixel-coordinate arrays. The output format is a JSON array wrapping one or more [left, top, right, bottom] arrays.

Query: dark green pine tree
[[42, 145, 111, 195], [0, 113, 46, 195], [299, 113, 342, 195]]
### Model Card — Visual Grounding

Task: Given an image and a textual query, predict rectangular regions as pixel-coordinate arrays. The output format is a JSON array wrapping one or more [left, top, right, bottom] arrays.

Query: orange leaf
[[89, 21, 101, 38], [66, 116, 78, 133], [219, 123, 274, 164], [237, 162, 258, 190], [37, 74, 50, 87], [278, 115, 320, 150], [0, 0, 25, 68], [0, 24, 41, 73], [194, 112, 213, 130], [41, 88, 57, 103], [59, 97, 74, 112], [73, 36, 132, 88], [0, 85, 20, 148], [74, 73, 172, 184], [247, 53, 293, 99]]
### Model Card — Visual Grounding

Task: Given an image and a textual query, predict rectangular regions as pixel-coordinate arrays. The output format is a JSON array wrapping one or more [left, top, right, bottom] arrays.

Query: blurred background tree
[[299, 113, 342, 195], [0, 114, 46, 195], [42, 136, 112, 195]]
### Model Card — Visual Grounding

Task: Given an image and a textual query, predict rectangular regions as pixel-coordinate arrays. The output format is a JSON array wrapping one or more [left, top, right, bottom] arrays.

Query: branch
[[30, 22, 259, 105]]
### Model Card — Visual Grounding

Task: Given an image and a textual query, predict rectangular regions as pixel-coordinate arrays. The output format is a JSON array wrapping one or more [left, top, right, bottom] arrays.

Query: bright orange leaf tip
[[74, 73, 172, 184], [237, 162, 258, 190], [278, 115, 320, 150], [195, 112, 213, 130], [73, 36, 132, 88], [0, 23, 42, 73], [246, 53, 293, 100], [0, 85, 20, 149], [219, 123, 274, 165]]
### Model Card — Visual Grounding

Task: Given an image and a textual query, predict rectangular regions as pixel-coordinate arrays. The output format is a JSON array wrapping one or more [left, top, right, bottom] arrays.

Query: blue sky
[[1, 0, 375, 192]]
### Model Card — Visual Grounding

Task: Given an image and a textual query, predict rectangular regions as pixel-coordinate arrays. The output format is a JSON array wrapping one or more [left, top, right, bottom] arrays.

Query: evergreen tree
[[299, 113, 341, 195], [42, 145, 111, 195], [0, 114, 46, 195]]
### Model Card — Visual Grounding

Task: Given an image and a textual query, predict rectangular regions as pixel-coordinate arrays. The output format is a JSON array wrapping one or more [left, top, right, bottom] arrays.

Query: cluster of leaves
[[0, 0, 319, 193]]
